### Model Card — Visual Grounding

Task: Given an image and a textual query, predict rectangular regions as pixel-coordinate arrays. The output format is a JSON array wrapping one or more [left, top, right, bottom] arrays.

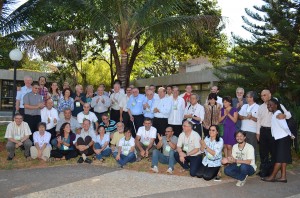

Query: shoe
[[118, 164, 124, 168], [151, 166, 159, 173], [261, 177, 276, 182], [236, 180, 242, 187], [275, 179, 287, 183], [77, 157, 84, 164], [166, 168, 173, 174], [7, 156, 13, 161], [136, 157, 142, 162], [239, 175, 248, 186], [84, 158, 92, 164]]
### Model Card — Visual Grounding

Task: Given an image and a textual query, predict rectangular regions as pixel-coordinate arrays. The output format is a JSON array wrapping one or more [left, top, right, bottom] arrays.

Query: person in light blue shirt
[[196, 125, 224, 180], [143, 90, 155, 119], [127, 88, 145, 137], [16, 76, 33, 116]]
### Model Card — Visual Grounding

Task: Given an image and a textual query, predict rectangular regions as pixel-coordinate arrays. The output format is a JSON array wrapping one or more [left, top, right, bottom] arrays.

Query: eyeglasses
[[165, 130, 172, 132]]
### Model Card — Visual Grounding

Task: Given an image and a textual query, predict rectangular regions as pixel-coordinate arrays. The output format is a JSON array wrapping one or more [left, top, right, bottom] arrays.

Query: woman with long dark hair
[[203, 93, 221, 137]]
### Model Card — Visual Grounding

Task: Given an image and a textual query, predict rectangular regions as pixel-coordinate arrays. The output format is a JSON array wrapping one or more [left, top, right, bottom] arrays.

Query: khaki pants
[[30, 146, 52, 159]]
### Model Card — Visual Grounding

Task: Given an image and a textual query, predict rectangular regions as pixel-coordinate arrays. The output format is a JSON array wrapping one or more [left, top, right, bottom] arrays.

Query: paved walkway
[[1, 165, 300, 198]]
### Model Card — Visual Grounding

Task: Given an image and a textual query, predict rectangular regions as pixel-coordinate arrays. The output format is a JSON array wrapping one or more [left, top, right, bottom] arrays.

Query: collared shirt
[[16, 86, 32, 108], [100, 120, 117, 135], [184, 103, 205, 124], [168, 97, 185, 125], [56, 117, 81, 132], [58, 97, 74, 113], [161, 136, 178, 156], [33, 131, 51, 148], [202, 137, 223, 167], [142, 97, 155, 118], [232, 143, 257, 171], [257, 103, 291, 134], [77, 111, 98, 131], [177, 130, 201, 156], [110, 92, 124, 110], [119, 95, 130, 112], [110, 132, 125, 146], [71, 93, 86, 117], [239, 103, 259, 133], [91, 94, 111, 113], [165, 94, 173, 98], [41, 107, 59, 130], [152, 97, 172, 118], [127, 94, 146, 115], [153, 93, 159, 100], [118, 136, 135, 155], [23, 92, 43, 116], [38, 86, 49, 104], [271, 110, 292, 140], [95, 133, 110, 150], [180, 92, 191, 107], [5, 121, 32, 139], [136, 126, 157, 146], [75, 128, 97, 143]]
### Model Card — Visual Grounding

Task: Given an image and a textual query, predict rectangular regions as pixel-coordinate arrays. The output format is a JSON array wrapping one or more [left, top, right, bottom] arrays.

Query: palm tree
[[1, 0, 222, 87]]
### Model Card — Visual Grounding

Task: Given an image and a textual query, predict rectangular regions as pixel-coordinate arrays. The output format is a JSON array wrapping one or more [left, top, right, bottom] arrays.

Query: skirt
[[275, 136, 292, 163]]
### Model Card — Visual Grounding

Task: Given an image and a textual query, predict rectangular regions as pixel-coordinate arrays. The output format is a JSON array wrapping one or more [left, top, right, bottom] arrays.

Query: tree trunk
[[118, 48, 129, 88]]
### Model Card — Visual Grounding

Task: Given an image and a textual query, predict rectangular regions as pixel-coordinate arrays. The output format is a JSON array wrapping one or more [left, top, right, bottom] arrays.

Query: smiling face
[[223, 99, 231, 108], [235, 132, 246, 144], [98, 126, 105, 135], [236, 88, 244, 99], [267, 100, 277, 113], [64, 123, 71, 133], [261, 90, 271, 103], [209, 126, 218, 139]]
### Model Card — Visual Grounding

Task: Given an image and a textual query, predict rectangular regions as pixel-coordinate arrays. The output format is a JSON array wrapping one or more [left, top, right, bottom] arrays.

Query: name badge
[[183, 144, 189, 152], [123, 150, 129, 156], [146, 108, 150, 112], [207, 152, 213, 160], [76, 101, 81, 107], [173, 105, 177, 110], [15, 135, 21, 141], [54, 101, 58, 106], [143, 140, 150, 146], [63, 145, 69, 150], [132, 102, 136, 106], [165, 145, 171, 152]]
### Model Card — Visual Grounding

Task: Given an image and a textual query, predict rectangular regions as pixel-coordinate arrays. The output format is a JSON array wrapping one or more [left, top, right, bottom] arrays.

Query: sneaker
[[117, 164, 124, 168], [151, 166, 159, 173], [84, 158, 92, 164], [77, 157, 84, 164], [166, 168, 173, 174], [240, 175, 248, 186], [236, 180, 242, 187], [7, 156, 13, 161]]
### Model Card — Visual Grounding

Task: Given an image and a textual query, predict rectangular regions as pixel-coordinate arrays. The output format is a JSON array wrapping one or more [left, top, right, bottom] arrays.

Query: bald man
[[256, 89, 291, 177]]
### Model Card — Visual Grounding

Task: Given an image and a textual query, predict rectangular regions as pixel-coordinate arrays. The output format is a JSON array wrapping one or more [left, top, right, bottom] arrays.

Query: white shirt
[[153, 93, 159, 100], [232, 143, 257, 171], [118, 136, 135, 155], [77, 111, 98, 131], [177, 130, 201, 156], [217, 96, 223, 107], [119, 95, 130, 112], [40, 107, 59, 130], [151, 97, 172, 118], [184, 103, 205, 124], [16, 86, 32, 108], [168, 96, 185, 125], [239, 103, 259, 133], [91, 95, 111, 113], [165, 93, 173, 98], [33, 131, 51, 148], [95, 133, 110, 149], [110, 92, 124, 110], [271, 110, 293, 140], [136, 126, 157, 146], [5, 121, 32, 140], [75, 129, 97, 143]]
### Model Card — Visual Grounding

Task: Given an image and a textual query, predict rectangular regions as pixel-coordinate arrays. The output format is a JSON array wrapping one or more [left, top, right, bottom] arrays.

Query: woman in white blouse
[[93, 126, 112, 162], [261, 98, 295, 183], [196, 125, 224, 180]]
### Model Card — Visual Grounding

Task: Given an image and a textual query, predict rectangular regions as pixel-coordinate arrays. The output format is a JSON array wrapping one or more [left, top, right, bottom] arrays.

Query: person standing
[[209, 86, 223, 107], [232, 87, 247, 130], [58, 88, 74, 118], [119, 87, 132, 128], [77, 103, 99, 131], [49, 82, 60, 110], [38, 76, 50, 104], [16, 76, 33, 116], [40, 99, 59, 142], [142, 90, 155, 119], [110, 83, 124, 123], [72, 84, 86, 117], [203, 93, 221, 137], [180, 84, 193, 107], [165, 85, 173, 98], [91, 86, 111, 122]]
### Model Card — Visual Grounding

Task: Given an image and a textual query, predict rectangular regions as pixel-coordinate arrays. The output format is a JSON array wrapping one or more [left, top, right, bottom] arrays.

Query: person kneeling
[[30, 122, 52, 161], [196, 125, 223, 180], [151, 127, 178, 174], [113, 128, 136, 168], [222, 131, 256, 187], [93, 126, 112, 162]]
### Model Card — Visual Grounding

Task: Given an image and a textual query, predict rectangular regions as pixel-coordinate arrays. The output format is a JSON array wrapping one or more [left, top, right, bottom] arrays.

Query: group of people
[[4, 75, 295, 187]]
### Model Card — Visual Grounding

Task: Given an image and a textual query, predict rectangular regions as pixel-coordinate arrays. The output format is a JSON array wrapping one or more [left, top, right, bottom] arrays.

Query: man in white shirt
[[165, 85, 173, 98], [143, 90, 155, 119], [41, 99, 59, 141], [119, 87, 132, 128], [5, 114, 32, 160], [16, 76, 33, 116], [135, 118, 157, 162], [256, 89, 291, 177], [91, 86, 111, 122], [168, 86, 185, 137], [174, 120, 202, 177], [209, 86, 223, 107], [238, 91, 259, 156], [110, 83, 124, 122], [75, 119, 96, 164], [152, 87, 172, 139], [77, 103, 99, 131]]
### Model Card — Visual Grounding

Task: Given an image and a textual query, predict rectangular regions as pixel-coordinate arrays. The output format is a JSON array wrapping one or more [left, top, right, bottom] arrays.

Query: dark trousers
[[76, 136, 94, 156], [122, 111, 131, 129], [196, 163, 220, 180], [19, 108, 25, 116], [110, 109, 120, 123], [259, 127, 276, 165], [169, 124, 182, 137], [153, 117, 168, 136], [131, 114, 144, 137], [50, 149, 78, 160], [193, 124, 203, 138], [94, 111, 108, 123], [203, 127, 209, 137], [174, 152, 202, 177], [24, 114, 41, 141], [48, 127, 57, 142]]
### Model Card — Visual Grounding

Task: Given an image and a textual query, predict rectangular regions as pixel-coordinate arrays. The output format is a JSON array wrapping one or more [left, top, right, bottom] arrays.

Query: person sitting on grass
[[151, 127, 178, 174], [196, 125, 224, 181], [93, 126, 112, 162], [135, 118, 157, 162], [113, 128, 136, 168], [75, 119, 96, 164], [5, 113, 32, 161], [30, 122, 52, 161], [222, 131, 256, 187], [50, 123, 78, 160], [110, 122, 125, 154]]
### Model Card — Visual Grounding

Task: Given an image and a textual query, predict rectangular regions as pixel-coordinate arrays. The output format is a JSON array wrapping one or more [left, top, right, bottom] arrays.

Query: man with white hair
[[72, 84, 86, 117], [16, 76, 33, 116]]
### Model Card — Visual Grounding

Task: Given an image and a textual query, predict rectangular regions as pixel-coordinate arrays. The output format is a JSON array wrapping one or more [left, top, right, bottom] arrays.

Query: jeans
[[113, 152, 136, 166], [224, 163, 255, 181], [151, 149, 176, 170], [174, 152, 202, 177], [51, 138, 58, 149], [94, 143, 112, 160]]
